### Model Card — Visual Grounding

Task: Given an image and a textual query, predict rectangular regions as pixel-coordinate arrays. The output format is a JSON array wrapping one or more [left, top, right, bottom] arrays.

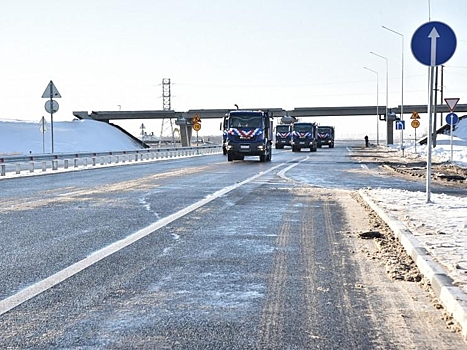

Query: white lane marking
[[277, 157, 308, 181], [0, 163, 285, 316], [360, 164, 369, 169]]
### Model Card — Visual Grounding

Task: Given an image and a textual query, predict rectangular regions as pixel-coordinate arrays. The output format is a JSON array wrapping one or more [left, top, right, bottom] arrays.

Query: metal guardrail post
[[29, 162, 35, 173], [92, 157, 96, 166], [42, 161, 46, 172], [52, 160, 58, 170], [64, 160, 69, 169], [1, 164, 5, 176], [15, 164, 20, 174], [74, 159, 79, 168]]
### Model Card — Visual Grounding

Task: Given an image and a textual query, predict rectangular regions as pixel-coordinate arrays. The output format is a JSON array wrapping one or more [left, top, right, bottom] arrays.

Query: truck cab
[[224, 110, 273, 162], [317, 126, 335, 148], [275, 124, 292, 149], [291, 122, 318, 152]]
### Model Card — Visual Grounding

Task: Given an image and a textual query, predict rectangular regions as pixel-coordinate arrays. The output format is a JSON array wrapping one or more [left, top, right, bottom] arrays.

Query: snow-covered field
[[0, 119, 142, 155]]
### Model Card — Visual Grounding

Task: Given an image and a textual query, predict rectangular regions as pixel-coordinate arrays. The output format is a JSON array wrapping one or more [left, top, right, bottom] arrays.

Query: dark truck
[[275, 124, 292, 149], [224, 110, 273, 162], [317, 125, 335, 148], [291, 122, 318, 152]]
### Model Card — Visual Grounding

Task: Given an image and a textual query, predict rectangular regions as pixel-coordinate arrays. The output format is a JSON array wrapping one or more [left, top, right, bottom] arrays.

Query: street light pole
[[363, 67, 379, 145], [382, 26, 404, 155], [370, 51, 388, 144]]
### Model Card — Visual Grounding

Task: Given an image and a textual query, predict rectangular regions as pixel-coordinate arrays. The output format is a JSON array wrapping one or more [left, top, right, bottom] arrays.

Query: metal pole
[[450, 121, 454, 162], [42, 116, 45, 154], [370, 51, 388, 144], [50, 83, 54, 154], [382, 26, 404, 154], [414, 128, 417, 154], [440, 65, 444, 128], [364, 67, 379, 145], [427, 66, 435, 203], [433, 66, 438, 147]]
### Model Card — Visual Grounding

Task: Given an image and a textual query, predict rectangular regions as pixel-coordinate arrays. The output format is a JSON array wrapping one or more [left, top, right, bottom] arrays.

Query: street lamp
[[363, 67, 379, 145], [382, 25, 404, 154], [370, 51, 388, 145]]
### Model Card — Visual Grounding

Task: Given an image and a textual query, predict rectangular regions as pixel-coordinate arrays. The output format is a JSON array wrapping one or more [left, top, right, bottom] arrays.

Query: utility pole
[[159, 78, 174, 146]]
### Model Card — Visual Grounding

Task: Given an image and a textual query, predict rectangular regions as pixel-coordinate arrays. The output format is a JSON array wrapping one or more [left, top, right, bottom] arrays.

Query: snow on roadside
[[361, 187, 467, 295]]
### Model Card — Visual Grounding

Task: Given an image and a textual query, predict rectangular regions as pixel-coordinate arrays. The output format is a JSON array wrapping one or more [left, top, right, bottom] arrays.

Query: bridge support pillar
[[386, 112, 399, 145]]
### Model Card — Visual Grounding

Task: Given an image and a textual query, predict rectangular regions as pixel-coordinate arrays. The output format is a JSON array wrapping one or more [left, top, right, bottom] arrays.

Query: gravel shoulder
[[336, 188, 466, 348]]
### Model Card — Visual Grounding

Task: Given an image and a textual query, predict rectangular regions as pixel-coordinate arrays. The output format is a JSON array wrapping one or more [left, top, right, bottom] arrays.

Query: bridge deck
[[74, 104, 467, 122]]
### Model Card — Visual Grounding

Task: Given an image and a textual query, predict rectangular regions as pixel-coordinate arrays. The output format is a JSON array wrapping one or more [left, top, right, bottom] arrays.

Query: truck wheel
[[259, 154, 266, 162], [227, 153, 234, 161]]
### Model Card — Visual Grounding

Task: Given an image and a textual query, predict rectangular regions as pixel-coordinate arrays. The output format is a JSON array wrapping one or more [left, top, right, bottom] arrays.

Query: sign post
[[42, 81, 61, 153], [411, 21, 456, 203], [445, 97, 460, 162]]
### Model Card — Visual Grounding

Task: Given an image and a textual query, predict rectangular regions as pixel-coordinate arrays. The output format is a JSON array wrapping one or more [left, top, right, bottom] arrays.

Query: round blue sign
[[411, 21, 456, 66], [446, 113, 459, 126]]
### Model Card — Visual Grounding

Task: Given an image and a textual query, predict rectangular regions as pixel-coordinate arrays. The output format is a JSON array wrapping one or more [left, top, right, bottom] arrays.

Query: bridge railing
[[0, 145, 222, 178]]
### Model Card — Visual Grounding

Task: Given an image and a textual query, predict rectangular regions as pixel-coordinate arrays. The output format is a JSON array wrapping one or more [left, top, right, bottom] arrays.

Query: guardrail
[[0, 145, 222, 178]]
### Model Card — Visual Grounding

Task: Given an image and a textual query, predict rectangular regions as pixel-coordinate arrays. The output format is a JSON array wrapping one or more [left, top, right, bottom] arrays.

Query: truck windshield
[[230, 116, 262, 128], [276, 125, 290, 132], [318, 127, 332, 134], [294, 124, 313, 132]]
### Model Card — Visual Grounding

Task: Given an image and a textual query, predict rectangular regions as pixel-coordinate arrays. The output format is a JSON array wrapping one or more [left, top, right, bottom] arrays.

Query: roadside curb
[[358, 189, 467, 339]]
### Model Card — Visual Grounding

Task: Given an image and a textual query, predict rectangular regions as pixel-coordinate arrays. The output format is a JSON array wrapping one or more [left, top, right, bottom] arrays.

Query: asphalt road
[[0, 141, 465, 349]]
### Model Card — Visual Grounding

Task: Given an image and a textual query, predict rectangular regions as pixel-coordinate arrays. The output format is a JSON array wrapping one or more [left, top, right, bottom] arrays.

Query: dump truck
[[275, 124, 292, 149], [224, 110, 273, 162], [291, 122, 318, 152], [317, 125, 335, 148]]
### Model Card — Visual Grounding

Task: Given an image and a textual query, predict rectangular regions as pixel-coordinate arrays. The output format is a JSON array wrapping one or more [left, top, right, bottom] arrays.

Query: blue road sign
[[446, 112, 459, 126], [395, 120, 405, 130], [411, 21, 456, 66]]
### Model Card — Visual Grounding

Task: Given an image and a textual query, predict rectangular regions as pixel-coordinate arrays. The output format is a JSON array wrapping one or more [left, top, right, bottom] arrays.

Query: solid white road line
[[0, 162, 285, 316]]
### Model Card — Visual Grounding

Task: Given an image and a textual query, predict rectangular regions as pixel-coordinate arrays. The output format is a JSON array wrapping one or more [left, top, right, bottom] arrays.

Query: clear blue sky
[[1, 0, 466, 138]]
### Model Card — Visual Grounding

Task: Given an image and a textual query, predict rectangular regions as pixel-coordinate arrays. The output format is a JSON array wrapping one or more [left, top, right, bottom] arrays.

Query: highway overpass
[[73, 104, 467, 146], [73, 104, 467, 122]]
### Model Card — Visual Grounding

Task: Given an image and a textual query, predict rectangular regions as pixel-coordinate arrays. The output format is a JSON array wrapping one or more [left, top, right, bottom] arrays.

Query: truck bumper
[[227, 142, 267, 156]]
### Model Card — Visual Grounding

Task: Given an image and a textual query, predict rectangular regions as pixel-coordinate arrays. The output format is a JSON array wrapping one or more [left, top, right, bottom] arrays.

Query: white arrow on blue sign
[[395, 120, 405, 130], [446, 113, 459, 126], [411, 21, 456, 66]]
